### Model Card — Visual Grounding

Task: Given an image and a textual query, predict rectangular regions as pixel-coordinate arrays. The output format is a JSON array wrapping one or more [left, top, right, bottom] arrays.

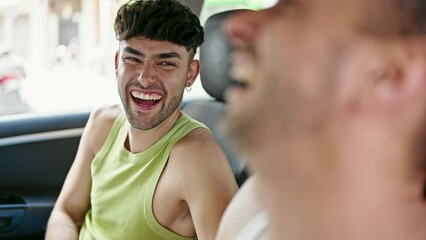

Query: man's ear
[[186, 59, 200, 87], [115, 51, 119, 71], [373, 45, 426, 114], [347, 40, 426, 116]]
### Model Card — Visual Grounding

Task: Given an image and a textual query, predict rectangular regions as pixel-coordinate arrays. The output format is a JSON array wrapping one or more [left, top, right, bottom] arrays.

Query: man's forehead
[[292, 0, 381, 20], [298, 0, 391, 38], [119, 37, 188, 55]]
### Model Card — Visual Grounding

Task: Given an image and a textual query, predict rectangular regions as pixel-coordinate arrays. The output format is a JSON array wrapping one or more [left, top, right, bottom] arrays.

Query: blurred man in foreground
[[217, 0, 426, 239]]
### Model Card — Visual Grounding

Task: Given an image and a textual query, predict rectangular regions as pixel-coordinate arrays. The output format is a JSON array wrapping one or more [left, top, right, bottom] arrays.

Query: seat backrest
[[182, 10, 249, 186]]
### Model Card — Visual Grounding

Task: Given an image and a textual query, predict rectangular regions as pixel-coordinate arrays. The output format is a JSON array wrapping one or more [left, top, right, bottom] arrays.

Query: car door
[[0, 110, 89, 239]]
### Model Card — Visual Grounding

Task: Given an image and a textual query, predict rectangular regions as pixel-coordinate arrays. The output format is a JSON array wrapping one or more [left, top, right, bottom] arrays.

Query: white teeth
[[229, 65, 251, 85], [131, 91, 162, 100]]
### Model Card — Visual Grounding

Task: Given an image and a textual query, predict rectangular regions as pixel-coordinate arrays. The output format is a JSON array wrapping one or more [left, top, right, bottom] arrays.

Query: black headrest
[[200, 10, 240, 102]]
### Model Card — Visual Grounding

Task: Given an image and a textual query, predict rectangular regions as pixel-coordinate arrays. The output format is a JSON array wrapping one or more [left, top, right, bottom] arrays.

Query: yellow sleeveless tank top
[[79, 112, 206, 240]]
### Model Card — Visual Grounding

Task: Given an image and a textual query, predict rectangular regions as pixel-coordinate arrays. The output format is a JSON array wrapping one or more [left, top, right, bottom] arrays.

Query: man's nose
[[137, 62, 157, 86]]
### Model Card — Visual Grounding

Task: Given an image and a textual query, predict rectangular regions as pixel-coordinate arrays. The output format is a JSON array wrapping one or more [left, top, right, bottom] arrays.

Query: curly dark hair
[[114, 0, 204, 56]]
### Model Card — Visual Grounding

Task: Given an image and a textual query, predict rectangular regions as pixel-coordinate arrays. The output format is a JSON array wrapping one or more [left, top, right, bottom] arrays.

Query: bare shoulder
[[89, 104, 122, 127], [176, 127, 216, 147], [167, 126, 238, 239], [171, 127, 229, 173], [83, 104, 123, 155], [177, 127, 216, 145], [168, 126, 237, 195], [216, 175, 264, 240]]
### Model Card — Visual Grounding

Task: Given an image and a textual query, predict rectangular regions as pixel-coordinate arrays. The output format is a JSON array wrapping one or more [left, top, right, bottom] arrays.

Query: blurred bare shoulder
[[216, 175, 264, 240]]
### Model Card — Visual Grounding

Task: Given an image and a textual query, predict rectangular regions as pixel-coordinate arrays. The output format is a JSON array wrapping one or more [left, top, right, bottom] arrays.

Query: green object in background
[[204, 0, 263, 10]]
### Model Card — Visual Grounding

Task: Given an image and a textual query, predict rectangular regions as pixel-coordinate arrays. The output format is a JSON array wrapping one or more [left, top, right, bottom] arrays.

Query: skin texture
[[45, 37, 238, 240], [216, 175, 270, 240], [219, 0, 426, 239]]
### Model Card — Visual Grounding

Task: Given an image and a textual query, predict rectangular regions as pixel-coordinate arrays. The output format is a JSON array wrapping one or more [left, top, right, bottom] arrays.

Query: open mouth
[[131, 91, 163, 108], [228, 51, 255, 90], [229, 65, 250, 89]]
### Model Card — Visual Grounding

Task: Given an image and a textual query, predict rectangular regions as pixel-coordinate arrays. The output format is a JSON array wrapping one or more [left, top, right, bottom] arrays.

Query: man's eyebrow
[[123, 46, 144, 57], [123, 47, 182, 60], [157, 52, 182, 60]]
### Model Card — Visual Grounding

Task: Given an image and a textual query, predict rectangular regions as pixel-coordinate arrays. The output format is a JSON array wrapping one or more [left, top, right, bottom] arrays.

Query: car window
[[0, 0, 277, 117]]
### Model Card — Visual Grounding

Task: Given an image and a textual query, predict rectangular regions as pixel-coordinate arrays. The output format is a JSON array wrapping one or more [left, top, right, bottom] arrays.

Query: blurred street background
[[0, 0, 276, 115]]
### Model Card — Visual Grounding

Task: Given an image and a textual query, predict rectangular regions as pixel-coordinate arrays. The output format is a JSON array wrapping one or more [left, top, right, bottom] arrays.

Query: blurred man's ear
[[344, 39, 426, 117], [372, 41, 426, 115]]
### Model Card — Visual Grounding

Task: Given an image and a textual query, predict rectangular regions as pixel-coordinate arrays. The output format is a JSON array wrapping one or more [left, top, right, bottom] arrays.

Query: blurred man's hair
[[114, 0, 204, 57], [363, 0, 426, 35]]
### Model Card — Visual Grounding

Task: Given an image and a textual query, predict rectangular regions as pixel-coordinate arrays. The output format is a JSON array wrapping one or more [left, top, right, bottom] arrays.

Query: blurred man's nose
[[223, 10, 262, 48]]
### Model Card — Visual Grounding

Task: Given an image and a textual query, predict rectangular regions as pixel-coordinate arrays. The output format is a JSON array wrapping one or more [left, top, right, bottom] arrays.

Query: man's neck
[[127, 109, 182, 153], [260, 122, 426, 239], [335, 122, 426, 238]]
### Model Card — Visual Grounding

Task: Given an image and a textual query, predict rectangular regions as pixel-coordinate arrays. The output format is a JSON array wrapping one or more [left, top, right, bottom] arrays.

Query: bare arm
[[45, 106, 121, 239], [173, 128, 239, 240]]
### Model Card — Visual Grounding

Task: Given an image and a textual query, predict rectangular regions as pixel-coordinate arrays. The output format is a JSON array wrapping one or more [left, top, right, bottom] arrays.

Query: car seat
[[182, 10, 249, 187]]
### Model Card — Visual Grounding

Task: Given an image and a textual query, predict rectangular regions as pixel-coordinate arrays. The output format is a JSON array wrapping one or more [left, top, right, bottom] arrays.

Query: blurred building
[[0, 0, 122, 68]]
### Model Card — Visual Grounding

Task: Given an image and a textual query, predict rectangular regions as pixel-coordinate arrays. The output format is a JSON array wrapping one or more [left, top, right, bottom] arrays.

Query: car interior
[[182, 9, 249, 187], [0, 6, 248, 240]]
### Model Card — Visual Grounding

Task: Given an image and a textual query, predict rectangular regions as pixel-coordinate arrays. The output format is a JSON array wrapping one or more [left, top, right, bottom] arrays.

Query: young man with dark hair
[[217, 0, 426, 239], [45, 1, 237, 239]]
